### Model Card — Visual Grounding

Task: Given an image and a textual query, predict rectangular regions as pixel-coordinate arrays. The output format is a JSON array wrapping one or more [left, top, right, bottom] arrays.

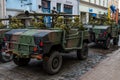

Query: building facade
[[5, 0, 79, 17], [37, 0, 79, 15], [6, 0, 38, 17], [80, 0, 108, 24], [37, 0, 79, 27], [0, 0, 6, 18]]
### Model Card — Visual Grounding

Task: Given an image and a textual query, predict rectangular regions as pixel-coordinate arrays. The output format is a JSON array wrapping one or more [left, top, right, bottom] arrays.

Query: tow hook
[[6, 50, 13, 54], [31, 54, 42, 60]]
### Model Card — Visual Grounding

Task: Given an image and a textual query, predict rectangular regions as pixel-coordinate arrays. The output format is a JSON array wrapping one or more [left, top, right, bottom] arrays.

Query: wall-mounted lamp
[[53, 7, 56, 10], [38, 5, 42, 9]]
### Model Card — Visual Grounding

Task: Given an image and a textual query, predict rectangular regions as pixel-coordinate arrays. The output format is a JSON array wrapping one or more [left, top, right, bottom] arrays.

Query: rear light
[[3, 37, 7, 41], [103, 31, 107, 36], [99, 33, 102, 37], [99, 31, 107, 37], [33, 46, 38, 52], [39, 41, 43, 47]]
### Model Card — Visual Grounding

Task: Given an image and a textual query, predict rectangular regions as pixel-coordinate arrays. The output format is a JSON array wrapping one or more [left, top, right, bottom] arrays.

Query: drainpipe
[[77, 0, 80, 15], [0, 0, 6, 18], [3, 0, 6, 18], [29, 0, 32, 12], [0, 0, 2, 18], [0, 0, 4, 18]]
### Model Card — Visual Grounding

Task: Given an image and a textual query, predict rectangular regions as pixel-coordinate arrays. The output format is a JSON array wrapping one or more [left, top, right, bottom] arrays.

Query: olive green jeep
[[89, 16, 119, 49], [4, 13, 90, 74]]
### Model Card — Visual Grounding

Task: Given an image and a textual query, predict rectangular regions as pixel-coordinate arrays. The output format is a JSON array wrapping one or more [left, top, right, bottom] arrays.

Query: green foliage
[[89, 14, 116, 26], [33, 22, 45, 29], [9, 17, 24, 29], [73, 16, 85, 30], [54, 16, 66, 29], [66, 18, 73, 28], [54, 16, 85, 31], [54, 16, 71, 33], [0, 21, 5, 29], [32, 16, 45, 29], [89, 17, 98, 25]]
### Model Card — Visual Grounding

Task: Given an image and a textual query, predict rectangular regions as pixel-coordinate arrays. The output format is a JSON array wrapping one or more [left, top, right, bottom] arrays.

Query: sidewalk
[[79, 48, 120, 80]]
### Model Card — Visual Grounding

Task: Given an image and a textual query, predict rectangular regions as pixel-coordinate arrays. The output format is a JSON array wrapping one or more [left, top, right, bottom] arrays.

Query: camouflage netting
[[32, 16, 46, 29], [66, 17, 73, 28], [54, 16, 67, 30], [102, 15, 113, 25], [0, 20, 5, 29], [73, 16, 85, 30], [89, 17, 96, 25], [89, 14, 117, 26], [9, 17, 24, 29], [89, 17, 100, 25], [54, 16, 85, 31]]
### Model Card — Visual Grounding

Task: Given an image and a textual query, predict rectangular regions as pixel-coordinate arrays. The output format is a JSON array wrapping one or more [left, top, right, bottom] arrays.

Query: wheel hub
[[52, 57, 59, 69], [2, 52, 11, 58]]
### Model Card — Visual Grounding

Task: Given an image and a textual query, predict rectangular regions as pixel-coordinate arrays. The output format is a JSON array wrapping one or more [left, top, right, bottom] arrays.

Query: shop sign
[[66, 0, 72, 4], [64, 4, 72, 9], [89, 8, 93, 13]]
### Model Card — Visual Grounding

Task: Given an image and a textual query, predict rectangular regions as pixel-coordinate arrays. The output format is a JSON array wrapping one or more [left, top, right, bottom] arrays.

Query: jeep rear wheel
[[104, 38, 110, 49], [0, 51, 13, 63], [13, 55, 30, 66], [43, 51, 62, 74], [77, 43, 88, 60], [91, 33, 95, 42], [113, 37, 119, 45]]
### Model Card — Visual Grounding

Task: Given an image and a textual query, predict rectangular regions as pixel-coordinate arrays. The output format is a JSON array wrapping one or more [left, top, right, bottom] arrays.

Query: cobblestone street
[[0, 46, 118, 80], [80, 48, 120, 80]]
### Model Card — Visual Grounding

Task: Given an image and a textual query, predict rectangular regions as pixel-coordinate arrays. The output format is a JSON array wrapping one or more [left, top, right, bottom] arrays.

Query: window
[[57, 3, 61, 13], [89, 0, 90, 3], [89, 0, 92, 3], [103, 0, 105, 6], [64, 4, 73, 14], [99, 0, 101, 5], [94, 0, 96, 4], [106, 0, 108, 7]]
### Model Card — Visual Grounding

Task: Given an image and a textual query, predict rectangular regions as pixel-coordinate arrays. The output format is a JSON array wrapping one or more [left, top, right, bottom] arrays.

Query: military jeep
[[89, 16, 119, 49], [93, 25, 112, 49], [5, 13, 89, 74]]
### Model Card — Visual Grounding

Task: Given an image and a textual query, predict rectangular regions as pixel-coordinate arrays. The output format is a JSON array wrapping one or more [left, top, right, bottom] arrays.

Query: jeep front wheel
[[42, 51, 62, 74], [13, 55, 30, 66], [77, 43, 88, 60], [0, 51, 13, 63]]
